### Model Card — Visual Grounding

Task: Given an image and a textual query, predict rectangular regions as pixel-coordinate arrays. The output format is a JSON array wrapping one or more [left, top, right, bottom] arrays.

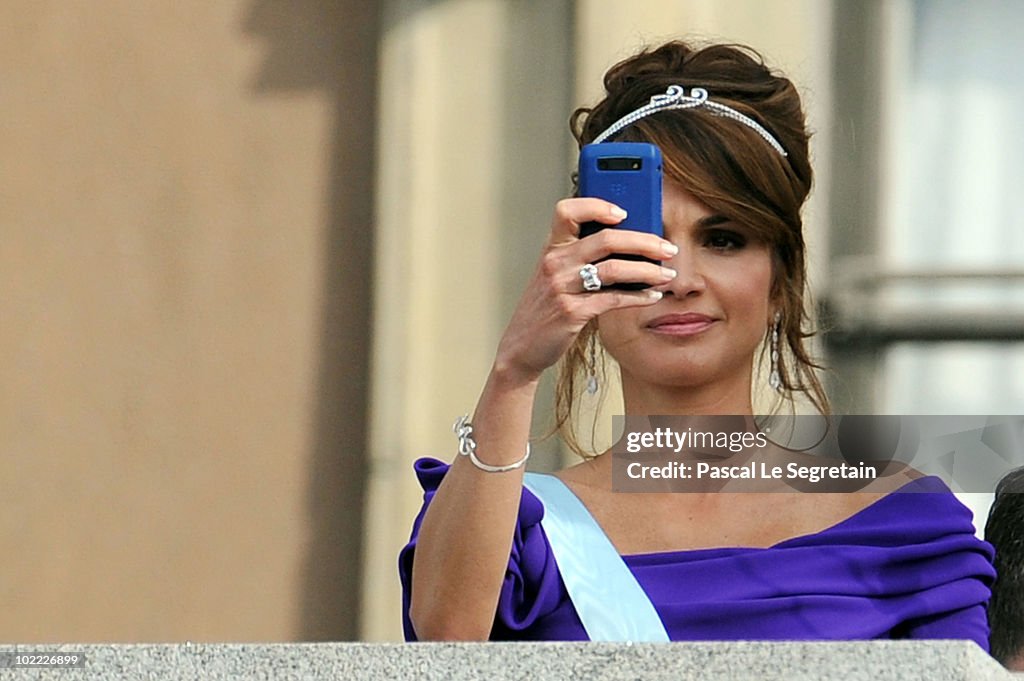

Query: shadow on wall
[[243, 0, 379, 640]]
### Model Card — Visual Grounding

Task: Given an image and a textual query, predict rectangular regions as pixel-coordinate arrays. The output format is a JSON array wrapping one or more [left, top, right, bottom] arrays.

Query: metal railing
[[821, 259, 1024, 347]]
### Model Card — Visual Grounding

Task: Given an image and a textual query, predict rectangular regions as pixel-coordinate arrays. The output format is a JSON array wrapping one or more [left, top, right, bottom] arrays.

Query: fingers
[[589, 287, 665, 313], [548, 197, 677, 286], [558, 284, 665, 321], [550, 198, 629, 241], [540, 246, 676, 296], [550, 197, 675, 260], [576, 227, 678, 265], [578, 259, 678, 292], [544, 196, 680, 308]]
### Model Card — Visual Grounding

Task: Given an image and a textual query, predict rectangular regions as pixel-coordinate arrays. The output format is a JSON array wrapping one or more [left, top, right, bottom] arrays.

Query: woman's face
[[598, 181, 775, 394]]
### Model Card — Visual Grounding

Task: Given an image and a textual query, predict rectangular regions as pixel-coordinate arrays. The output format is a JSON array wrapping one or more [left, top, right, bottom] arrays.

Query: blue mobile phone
[[578, 142, 663, 289]]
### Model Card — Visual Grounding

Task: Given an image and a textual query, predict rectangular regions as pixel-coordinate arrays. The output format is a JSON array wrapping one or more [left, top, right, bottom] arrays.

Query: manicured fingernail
[[610, 206, 627, 219], [661, 242, 679, 256], [647, 290, 663, 300], [661, 267, 677, 279]]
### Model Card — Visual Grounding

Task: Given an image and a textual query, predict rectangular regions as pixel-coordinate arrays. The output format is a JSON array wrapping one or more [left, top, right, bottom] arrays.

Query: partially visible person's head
[[556, 40, 828, 456], [986, 466, 1024, 670]]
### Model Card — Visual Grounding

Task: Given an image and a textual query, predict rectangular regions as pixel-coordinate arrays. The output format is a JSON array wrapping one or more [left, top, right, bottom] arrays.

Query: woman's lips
[[646, 313, 717, 336]]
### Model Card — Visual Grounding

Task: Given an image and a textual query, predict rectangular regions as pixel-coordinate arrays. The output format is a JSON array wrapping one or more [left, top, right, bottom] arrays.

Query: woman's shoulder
[[410, 456, 449, 488], [778, 445, 934, 493], [847, 459, 932, 495], [400, 459, 577, 641]]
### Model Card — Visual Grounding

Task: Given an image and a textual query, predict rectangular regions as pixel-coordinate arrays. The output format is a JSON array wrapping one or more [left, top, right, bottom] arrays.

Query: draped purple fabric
[[399, 457, 995, 647]]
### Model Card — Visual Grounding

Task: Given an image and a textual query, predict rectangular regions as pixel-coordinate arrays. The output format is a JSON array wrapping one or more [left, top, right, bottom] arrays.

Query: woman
[[398, 41, 994, 644]]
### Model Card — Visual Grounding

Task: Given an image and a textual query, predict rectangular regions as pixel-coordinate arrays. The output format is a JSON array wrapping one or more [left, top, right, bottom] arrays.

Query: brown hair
[[986, 466, 1024, 667], [556, 40, 830, 458]]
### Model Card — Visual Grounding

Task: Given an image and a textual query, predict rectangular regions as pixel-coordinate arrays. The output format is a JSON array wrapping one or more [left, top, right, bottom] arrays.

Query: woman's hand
[[493, 198, 679, 385]]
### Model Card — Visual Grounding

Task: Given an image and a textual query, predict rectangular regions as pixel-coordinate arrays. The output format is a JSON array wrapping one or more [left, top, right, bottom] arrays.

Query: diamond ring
[[580, 263, 602, 292]]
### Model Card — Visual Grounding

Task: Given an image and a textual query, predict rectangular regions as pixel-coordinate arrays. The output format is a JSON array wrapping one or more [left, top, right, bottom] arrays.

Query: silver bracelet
[[453, 414, 531, 473]]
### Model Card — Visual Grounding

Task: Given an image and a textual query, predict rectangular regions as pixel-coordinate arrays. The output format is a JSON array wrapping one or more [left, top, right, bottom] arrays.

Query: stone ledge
[[0, 641, 1019, 680]]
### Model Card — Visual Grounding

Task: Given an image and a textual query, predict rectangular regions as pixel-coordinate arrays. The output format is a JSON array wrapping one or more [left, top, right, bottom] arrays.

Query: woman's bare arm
[[407, 198, 676, 640]]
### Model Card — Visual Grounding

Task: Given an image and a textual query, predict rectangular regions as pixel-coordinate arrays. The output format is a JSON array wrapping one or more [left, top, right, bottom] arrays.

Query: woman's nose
[[656, 243, 706, 298]]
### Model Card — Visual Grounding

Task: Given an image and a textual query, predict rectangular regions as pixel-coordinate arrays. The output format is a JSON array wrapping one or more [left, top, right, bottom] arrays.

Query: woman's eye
[[705, 229, 746, 250]]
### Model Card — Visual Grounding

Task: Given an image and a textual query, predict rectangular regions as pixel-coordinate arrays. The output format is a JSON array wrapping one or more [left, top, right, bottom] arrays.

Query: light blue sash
[[522, 472, 669, 642]]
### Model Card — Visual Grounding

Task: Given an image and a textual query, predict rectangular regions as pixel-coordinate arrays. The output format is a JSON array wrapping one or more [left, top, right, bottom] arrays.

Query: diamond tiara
[[591, 84, 788, 157]]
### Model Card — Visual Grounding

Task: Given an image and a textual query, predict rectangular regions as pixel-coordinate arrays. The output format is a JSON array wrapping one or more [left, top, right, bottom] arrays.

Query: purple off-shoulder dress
[[399, 458, 995, 647]]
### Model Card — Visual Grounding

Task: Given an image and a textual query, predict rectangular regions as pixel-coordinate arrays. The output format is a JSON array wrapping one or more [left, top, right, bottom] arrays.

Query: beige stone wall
[[362, 0, 577, 641], [0, 1, 376, 640]]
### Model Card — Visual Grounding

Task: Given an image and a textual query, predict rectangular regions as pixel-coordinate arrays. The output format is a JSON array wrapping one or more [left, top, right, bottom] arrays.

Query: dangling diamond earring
[[586, 333, 599, 395], [769, 312, 782, 393]]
